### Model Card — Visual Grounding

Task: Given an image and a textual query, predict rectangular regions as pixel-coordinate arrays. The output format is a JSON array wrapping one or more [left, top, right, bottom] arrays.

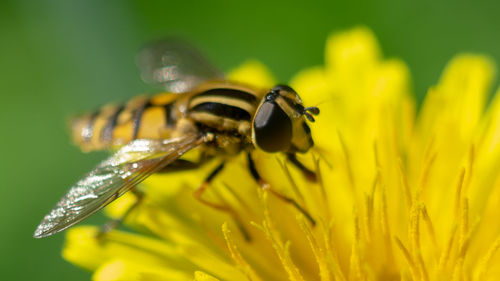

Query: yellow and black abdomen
[[187, 84, 262, 136], [71, 93, 179, 152]]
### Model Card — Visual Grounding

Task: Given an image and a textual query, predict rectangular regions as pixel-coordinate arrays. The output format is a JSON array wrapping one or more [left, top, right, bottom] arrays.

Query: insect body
[[73, 82, 259, 152], [34, 40, 319, 238]]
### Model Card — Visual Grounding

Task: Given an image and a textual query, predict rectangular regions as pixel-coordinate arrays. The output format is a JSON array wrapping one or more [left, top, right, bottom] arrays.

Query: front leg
[[287, 153, 317, 182]]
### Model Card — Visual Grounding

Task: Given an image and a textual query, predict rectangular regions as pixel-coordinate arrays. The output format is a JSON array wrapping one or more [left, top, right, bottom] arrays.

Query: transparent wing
[[34, 134, 205, 238], [136, 39, 224, 93]]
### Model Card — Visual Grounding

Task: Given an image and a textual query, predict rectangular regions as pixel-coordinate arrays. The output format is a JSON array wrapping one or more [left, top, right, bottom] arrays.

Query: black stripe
[[195, 88, 257, 104], [83, 110, 100, 142], [132, 100, 153, 139], [164, 102, 175, 126], [191, 102, 251, 121], [100, 105, 125, 142]]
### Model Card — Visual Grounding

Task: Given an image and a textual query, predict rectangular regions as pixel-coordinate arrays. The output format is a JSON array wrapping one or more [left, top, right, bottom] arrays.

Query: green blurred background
[[1, 0, 499, 280]]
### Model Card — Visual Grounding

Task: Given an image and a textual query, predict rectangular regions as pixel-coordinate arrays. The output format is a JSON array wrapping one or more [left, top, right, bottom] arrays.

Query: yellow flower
[[63, 27, 500, 281]]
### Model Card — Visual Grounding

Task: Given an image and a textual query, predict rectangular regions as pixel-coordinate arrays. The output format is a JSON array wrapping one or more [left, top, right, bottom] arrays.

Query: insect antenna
[[302, 106, 320, 122]]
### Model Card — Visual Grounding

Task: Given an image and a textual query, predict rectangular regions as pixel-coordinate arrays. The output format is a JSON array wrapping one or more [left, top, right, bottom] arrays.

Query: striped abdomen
[[187, 84, 263, 135], [71, 93, 179, 151]]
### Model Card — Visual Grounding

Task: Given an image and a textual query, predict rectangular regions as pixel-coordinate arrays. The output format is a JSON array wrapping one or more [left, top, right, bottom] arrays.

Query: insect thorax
[[187, 83, 262, 137]]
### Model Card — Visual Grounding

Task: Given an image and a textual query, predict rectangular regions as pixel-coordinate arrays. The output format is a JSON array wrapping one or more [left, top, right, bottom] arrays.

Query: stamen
[[398, 158, 412, 211], [363, 174, 378, 243], [418, 152, 437, 195], [458, 198, 469, 253], [313, 154, 331, 220], [466, 145, 475, 189], [454, 168, 466, 219], [438, 224, 457, 271], [421, 206, 439, 258], [222, 223, 263, 281], [474, 236, 500, 280], [276, 158, 303, 202], [349, 210, 364, 280], [322, 221, 347, 281], [409, 204, 429, 281], [253, 191, 306, 281], [395, 237, 419, 280], [452, 234, 470, 281], [337, 131, 355, 190], [296, 215, 332, 281], [379, 182, 390, 237]]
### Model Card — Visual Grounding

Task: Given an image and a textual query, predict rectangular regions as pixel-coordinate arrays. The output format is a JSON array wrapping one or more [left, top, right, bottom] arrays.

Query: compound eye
[[253, 101, 292, 152]]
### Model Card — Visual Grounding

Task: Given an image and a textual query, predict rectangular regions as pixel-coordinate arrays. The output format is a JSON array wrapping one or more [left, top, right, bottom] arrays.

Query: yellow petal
[[430, 54, 493, 138], [93, 259, 191, 281], [325, 26, 381, 98], [62, 226, 109, 271], [104, 191, 137, 220], [290, 66, 332, 106], [178, 241, 247, 281], [471, 87, 500, 211], [416, 55, 494, 149], [326, 26, 381, 74], [227, 60, 276, 89], [479, 87, 500, 155], [63, 226, 186, 272], [367, 58, 410, 104], [408, 55, 495, 225]]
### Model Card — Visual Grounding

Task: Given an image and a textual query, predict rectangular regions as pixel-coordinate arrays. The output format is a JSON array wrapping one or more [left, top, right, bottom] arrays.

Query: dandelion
[[63, 27, 500, 281]]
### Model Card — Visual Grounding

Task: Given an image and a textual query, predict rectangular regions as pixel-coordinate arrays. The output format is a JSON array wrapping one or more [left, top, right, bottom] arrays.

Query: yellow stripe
[[136, 106, 165, 139], [275, 96, 300, 118], [150, 92, 178, 105], [190, 111, 249, 132]]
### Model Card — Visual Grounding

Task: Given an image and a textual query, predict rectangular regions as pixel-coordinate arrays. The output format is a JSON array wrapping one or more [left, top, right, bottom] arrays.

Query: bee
[[34, 39, 319, 238]]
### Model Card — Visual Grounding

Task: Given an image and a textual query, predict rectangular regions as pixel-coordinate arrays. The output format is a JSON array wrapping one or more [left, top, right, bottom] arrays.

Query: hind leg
[[247, 153, 316, 225]]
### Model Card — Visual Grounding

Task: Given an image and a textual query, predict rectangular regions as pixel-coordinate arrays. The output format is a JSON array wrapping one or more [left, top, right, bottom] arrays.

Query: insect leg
[[193, 162, 227, 210], [193, 162, 251, 240], [247, 153, 316, 226], [97, 188, 144, 238], [157, 159, 201, 173], [287, 153, 317, 182], [158, 151, 212, 173]]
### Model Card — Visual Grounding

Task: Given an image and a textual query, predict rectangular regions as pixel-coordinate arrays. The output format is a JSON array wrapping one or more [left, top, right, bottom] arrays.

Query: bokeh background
[[1, 0, 500, 280]]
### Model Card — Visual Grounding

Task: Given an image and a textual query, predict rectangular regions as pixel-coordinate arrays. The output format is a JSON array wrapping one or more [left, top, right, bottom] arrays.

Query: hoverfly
[[34, 39, 319, 238]]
